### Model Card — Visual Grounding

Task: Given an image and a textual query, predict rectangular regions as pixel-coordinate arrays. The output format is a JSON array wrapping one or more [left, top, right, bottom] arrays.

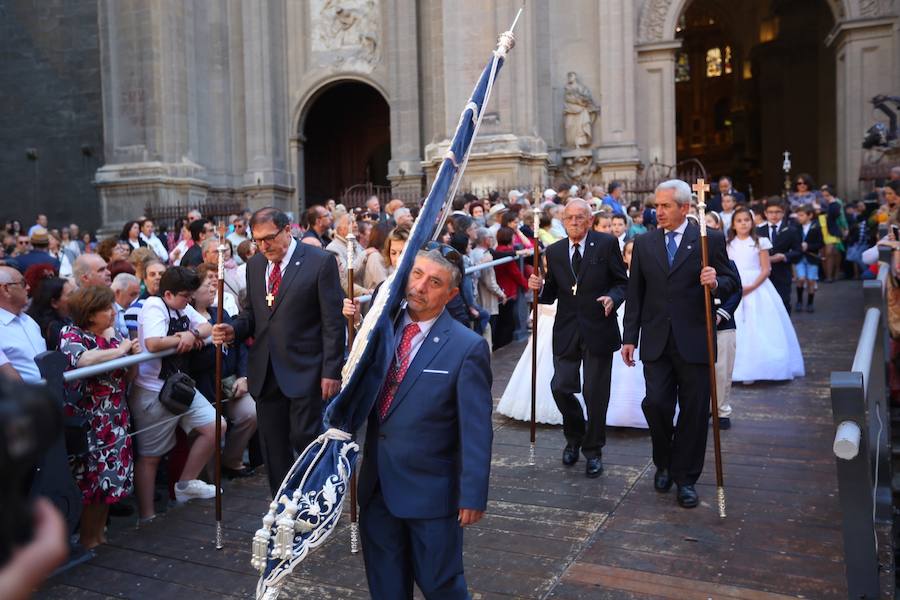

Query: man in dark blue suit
[[622, 180, 739, 509], [708, 175, 746, 213], [357, 249, 493, 600], [757, 198, 802, 314]]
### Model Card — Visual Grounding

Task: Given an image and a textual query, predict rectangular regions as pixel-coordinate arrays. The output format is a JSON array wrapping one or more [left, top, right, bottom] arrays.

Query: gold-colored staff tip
[[717, 487, 727, 519]]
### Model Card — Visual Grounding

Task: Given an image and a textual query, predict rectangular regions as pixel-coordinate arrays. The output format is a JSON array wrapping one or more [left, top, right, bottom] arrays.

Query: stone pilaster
[[635, 40, 681, 169]]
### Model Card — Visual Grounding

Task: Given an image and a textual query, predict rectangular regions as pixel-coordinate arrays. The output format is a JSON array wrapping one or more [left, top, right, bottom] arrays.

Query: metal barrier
[[830, 261, 891, 599]]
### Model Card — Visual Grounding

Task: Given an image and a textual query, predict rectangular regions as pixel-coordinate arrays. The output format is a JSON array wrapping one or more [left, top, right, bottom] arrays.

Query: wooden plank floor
[[35, 279, 890, 599]]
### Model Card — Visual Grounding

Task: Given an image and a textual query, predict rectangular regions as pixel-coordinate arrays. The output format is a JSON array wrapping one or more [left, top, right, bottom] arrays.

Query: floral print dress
[[59, 326, 133, 504]]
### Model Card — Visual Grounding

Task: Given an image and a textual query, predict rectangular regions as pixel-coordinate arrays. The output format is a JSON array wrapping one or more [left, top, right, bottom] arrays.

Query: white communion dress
[[727, 236, 805, 382], [496, 302, 648, 428]]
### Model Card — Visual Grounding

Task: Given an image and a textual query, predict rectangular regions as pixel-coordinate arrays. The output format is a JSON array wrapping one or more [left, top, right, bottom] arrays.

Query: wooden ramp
[[36, 280, 890, 599]]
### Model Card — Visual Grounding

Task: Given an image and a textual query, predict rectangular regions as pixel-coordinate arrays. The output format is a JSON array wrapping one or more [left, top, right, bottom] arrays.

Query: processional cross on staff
[[691, 177, 727, 519]]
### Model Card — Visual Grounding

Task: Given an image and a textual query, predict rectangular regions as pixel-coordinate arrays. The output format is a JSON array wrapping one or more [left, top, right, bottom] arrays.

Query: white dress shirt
[[141, 232, 170, 262], [396, 310, 441, 365], [663, 219, 689, 250], [265, 238, 298, 291], [0, 307, 47, 383]]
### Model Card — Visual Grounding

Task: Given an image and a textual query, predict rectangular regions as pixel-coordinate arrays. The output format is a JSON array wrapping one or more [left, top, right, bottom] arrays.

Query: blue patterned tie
[[666, 231, 678, 266]]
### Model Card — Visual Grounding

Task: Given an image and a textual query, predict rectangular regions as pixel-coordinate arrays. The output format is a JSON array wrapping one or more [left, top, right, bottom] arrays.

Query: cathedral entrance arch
[[298, 80, 390, 207], [672, 0, 837, 197]]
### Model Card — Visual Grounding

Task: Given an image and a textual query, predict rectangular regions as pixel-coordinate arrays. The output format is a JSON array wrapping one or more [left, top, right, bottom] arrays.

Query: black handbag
[[158, 372, 196, 415]]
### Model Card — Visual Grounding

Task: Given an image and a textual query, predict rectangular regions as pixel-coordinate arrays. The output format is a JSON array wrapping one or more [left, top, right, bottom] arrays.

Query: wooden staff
[[214, 222, 226, 547], [692, 179, 726, 519], [529, 209, 540, 466], [346, 232, 360, 554]]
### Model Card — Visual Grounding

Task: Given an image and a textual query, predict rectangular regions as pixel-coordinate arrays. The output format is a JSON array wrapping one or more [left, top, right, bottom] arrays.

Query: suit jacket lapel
[[382, 311, 453, 422], [269, 243, 306, 317], [669, 223, 698, 275], [652, 228, 669, 274]]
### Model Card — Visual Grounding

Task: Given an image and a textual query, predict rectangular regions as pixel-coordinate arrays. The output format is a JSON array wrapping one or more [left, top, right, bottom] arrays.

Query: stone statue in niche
[[563, 152, 598, 183], [563, 72, 599, 148], [313, 0, 379, 69]]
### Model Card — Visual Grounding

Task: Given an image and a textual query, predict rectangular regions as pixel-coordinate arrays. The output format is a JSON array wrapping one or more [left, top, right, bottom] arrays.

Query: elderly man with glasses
[[0, 266, 46, 383]]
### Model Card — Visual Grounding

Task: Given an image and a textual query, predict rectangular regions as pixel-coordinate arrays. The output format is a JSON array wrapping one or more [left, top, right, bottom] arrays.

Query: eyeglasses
[[251, 230, 284, 245], [422, 241, 461, 264], [796, 181, 807, 186], [2, 280, 25, 289]]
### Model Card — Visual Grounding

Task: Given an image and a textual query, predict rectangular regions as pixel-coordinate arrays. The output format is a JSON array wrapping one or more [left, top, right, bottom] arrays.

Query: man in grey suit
[[213, 207, 345, 496]]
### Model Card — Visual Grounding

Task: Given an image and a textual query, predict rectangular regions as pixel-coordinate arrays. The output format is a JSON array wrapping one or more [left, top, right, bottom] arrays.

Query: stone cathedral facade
[[6, 0, 896, 231]]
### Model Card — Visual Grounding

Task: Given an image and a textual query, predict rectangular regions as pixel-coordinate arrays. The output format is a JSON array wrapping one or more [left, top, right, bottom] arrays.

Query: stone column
[[594, 0, 641, 181], [95, 0, 208, 230], [385, 0, 424, 199], [635, 40, 681, 169], [829, 16, 899, 199], [240, 0, 291, 211]]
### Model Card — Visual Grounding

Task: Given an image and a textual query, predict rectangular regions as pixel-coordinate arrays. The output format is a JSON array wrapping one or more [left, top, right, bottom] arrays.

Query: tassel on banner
[[252, 502, 279, 573], [273, 496, 298, 560]]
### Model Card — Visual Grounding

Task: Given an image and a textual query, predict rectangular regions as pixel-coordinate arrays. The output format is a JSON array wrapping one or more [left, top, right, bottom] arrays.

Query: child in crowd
[[627, 207, 647, 237], [610, 214, 628, 250], [794, 205, 824, 312], [727, 207, 805, 383], [720, 194, 736, 232], [593, 213, 612, 234]]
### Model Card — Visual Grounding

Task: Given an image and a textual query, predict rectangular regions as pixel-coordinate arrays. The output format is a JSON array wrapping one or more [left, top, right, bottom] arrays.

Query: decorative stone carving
[[563, 72, 599, 149], [311, 0, 380, 71], [561, 149, 597, 184], [859, 0, 883, 16], [638, 0, 671, 42]]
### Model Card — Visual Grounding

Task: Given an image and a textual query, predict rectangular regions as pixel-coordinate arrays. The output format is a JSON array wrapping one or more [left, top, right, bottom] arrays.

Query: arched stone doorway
[[300, 81, 390, 206], [636, 0, 898, 199], [673, 0, 837, 197]]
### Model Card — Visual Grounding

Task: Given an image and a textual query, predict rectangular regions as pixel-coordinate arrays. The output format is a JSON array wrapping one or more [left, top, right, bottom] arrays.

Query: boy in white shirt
[[129, 266, 222, 522]]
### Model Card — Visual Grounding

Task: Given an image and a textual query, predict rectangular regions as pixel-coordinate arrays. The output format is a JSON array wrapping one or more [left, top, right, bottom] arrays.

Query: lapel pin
[[590, 241, 595, 246], [687, 245, 692, 250], [433, 337, 440, 343], [295, 261, 300, 266]]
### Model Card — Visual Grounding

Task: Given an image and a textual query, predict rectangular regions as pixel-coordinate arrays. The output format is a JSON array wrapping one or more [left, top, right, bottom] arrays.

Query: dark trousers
[[550, 339, 613, 458], [771, 272, 793, 314], [360, 489, 468, 600], [493, 296, 517, 350], [256, 364, 323, 496], [641, 332, 710, 486]]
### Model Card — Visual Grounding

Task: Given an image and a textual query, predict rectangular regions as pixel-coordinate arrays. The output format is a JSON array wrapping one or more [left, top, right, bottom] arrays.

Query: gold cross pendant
[[571, 283, 578, 296], [266, 293, 275, 307]]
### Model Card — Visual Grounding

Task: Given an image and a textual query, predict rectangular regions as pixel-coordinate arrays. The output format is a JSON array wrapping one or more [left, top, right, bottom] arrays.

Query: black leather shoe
[[806, 304, 815, 313], [223, 465, 256, 479], [676, 484, 699, 508], [718, 417, 731, 430], [585, 457, 603, 478], [654, 468, 673, 492], [562, 445, 580, 466]]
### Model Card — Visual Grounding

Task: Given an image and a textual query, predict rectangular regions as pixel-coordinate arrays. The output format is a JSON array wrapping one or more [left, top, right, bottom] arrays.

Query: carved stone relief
[[638, 0, 671, 43], [311, 0, 380, 71]]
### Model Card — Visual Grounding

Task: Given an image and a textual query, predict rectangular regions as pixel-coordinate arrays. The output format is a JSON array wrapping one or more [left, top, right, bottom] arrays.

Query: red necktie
[[267, 262, 282, 307], [378, 322, 421, 421]]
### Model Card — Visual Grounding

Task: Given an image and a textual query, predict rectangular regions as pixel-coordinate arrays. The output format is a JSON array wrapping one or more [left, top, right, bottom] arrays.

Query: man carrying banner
[[357, 248, 493, 599]]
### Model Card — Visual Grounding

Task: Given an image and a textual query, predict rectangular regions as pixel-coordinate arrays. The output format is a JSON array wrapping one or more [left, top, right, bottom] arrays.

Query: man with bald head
[[73, 254, 111, 288], [528, 198, 629, 478]]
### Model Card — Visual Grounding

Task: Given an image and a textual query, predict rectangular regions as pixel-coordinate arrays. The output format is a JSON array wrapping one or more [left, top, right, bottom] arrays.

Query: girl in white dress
[[727, 207, 805, 382], [497, 240, 648, 428]]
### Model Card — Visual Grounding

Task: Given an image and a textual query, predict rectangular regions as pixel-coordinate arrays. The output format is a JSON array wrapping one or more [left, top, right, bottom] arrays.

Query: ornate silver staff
[[214, 222, 227, 547], [345, 232, 360, 554], [529, 208, 539, 466], [693, 178, 726, 519]]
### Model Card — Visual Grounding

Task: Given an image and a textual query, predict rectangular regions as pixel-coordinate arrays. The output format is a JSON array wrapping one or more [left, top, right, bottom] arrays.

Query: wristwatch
[[190, 327, 202, 340]]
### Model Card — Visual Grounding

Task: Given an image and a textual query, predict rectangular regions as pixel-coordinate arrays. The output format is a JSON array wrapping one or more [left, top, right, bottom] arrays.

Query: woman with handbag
[[59, 285, 140, 548]]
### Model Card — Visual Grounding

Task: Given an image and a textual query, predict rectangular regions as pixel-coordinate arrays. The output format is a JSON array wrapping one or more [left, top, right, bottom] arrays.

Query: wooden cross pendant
[[571, 283, 578, 296], [266, 293, 275, 307]]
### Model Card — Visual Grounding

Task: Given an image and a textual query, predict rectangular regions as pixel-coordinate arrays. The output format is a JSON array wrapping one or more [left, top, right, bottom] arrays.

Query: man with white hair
[[527, 198, 628, 480], [393, 207, 413, 229], [325, 213, 368, 297], [111, 273, 140, 338], [73, 254, 111, 288], [187, 209, 202, 223], [622, 179, 739, 509]]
